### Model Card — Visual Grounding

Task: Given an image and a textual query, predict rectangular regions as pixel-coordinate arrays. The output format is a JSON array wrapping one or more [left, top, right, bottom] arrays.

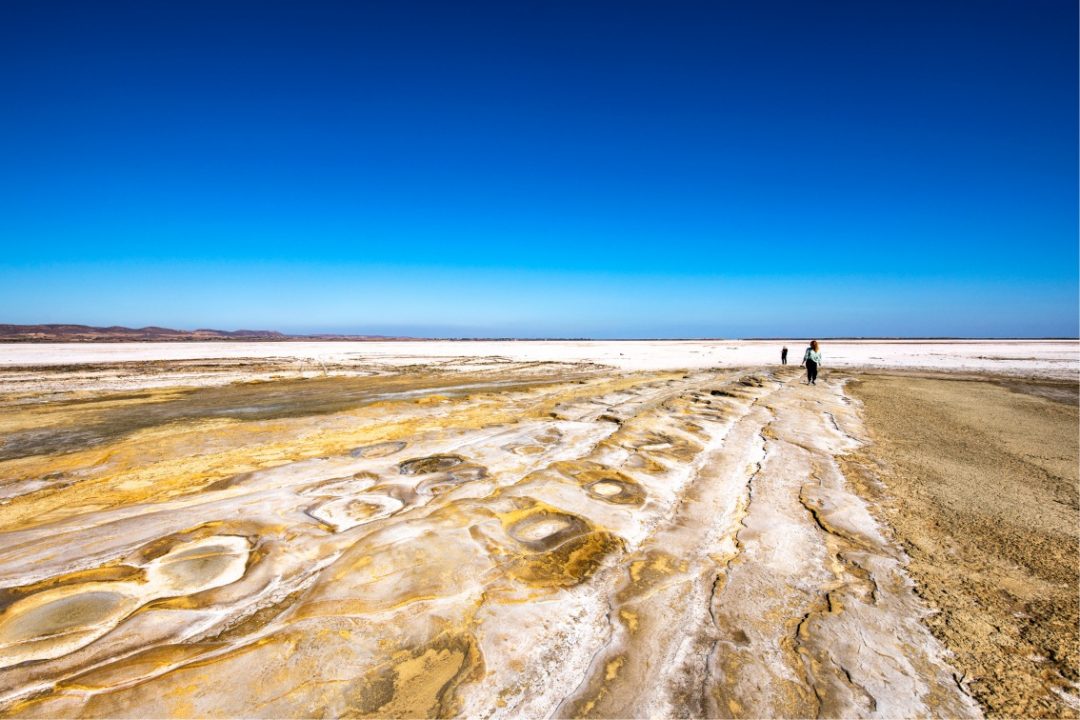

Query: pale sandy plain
[[0, 340, 1076, 718]]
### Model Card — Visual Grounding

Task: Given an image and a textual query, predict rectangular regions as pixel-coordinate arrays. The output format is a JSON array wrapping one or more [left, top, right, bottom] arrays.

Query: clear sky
[[1, 0, 1076, 338]]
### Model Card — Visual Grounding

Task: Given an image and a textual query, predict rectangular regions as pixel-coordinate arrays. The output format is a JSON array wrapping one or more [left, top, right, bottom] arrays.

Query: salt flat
[[1, 339, 1076, 375], [0, 340, 1075, 397], [0, 343, 1075, 718]]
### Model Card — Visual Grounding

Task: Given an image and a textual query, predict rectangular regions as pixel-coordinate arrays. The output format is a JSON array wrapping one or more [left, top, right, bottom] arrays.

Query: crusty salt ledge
[[0, 343, 1074, 717]]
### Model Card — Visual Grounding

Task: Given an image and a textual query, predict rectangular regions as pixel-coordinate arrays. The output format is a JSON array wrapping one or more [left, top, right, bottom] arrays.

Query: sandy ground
[[843, 374, 1079, 717], [0, 344, 1075, 718]]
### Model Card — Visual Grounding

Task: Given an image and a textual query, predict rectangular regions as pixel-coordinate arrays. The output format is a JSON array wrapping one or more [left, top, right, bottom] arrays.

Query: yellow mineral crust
[[0, 361, 1032, 718]]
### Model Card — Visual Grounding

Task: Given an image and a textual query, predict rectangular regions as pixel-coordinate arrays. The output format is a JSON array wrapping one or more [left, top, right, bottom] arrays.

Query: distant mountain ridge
[[0, 324, 415, 342]]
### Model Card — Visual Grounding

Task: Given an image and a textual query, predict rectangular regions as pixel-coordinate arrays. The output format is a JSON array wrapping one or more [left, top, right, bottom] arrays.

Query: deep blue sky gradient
[[1, 0, 1076, 337]]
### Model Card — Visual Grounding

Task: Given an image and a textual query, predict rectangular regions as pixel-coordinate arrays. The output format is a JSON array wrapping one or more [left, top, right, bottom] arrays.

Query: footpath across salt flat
[[0, 339, 1076, 378]]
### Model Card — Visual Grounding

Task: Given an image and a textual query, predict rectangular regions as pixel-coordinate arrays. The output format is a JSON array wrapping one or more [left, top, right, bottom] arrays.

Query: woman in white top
[[801, 340, 821, 385]]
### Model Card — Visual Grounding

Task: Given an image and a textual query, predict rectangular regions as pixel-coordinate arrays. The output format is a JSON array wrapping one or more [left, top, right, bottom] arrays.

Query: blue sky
[[1, 0, 1076, 337]]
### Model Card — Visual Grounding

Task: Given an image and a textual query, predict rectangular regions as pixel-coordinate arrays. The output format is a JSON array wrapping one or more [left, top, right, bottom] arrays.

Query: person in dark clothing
[[781, 346, 788, 365], [801, 340, 821, 384]]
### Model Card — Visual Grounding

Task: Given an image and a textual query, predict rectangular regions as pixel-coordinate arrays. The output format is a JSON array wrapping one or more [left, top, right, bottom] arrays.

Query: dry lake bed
[[0, 340, 1076, 718]]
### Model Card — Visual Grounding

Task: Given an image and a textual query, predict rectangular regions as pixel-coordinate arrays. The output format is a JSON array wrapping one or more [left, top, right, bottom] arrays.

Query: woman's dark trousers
[[806, 360, 818, 383]]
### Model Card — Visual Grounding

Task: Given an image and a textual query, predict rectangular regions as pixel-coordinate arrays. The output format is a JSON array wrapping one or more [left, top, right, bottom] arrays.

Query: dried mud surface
[[0, 356, 1061, 718], [844, 374, 1079, 718]]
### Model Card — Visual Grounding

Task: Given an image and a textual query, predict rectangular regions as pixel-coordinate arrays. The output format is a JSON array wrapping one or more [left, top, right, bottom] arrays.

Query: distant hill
[[0, 324, 415, 342]]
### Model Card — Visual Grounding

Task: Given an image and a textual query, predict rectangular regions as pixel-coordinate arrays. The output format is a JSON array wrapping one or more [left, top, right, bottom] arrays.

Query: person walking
[[781, 346, 788, 365], [800, 340, 821, 384]]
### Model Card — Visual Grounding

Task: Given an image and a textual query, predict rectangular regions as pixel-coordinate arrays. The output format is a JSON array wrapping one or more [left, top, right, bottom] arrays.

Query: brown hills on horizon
[[0, 324, 415, 343]]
